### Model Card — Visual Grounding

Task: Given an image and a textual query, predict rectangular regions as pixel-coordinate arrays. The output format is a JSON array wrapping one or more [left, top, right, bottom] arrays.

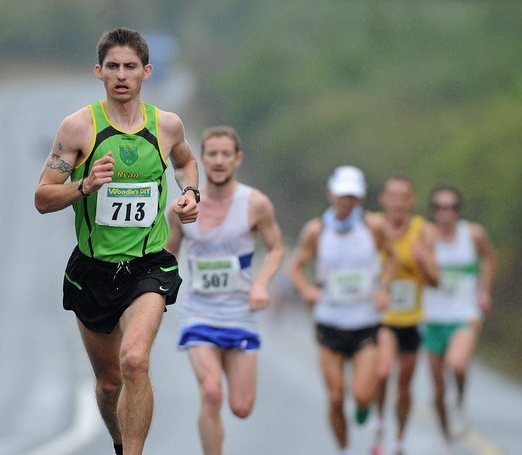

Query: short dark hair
[[97, 27, 149, 66], [383, 172, 415, 192], [201, 125, 242, 153], [429, 184, 463, 210]]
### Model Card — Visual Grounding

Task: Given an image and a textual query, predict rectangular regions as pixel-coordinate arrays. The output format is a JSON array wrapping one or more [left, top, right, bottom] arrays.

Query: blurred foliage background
[[2, 0, 520, 377]]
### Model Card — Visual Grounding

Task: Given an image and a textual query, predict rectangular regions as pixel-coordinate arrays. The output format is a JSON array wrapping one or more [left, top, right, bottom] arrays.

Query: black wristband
[[78, 179, 88, 197], [182, 186, 200, 203]]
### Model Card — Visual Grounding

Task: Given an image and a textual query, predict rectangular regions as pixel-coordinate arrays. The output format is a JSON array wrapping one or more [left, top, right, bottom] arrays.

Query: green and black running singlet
[[71, 101, 169, 262]]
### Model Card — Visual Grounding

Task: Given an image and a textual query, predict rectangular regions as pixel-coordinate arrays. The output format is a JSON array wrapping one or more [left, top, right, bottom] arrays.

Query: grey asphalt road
[[0, 72, 520, 455]]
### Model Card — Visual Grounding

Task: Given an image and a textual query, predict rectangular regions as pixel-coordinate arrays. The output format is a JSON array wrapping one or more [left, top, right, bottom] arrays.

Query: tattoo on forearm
[[46, 152, 73, 174]]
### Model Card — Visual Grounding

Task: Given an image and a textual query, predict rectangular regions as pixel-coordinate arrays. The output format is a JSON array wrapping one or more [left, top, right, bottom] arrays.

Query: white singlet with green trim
[[423, 220, 481, 323]]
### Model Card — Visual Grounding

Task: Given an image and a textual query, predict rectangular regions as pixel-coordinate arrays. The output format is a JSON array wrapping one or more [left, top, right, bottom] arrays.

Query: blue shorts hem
[[178, 324, 261, 352]]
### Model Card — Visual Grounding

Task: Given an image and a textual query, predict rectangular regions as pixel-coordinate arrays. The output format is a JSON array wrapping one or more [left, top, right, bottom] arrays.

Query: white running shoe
[[391, 440, 406, 455], [451, 405, 469, 439], [370, 416, 385, 441], [441, 441, 455, 455]]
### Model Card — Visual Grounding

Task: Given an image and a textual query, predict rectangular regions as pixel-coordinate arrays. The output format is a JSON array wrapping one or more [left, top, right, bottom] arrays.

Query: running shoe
[[391, 440, 406, 455], [355, 406, 370, 425], [451, 405, 469, 439]]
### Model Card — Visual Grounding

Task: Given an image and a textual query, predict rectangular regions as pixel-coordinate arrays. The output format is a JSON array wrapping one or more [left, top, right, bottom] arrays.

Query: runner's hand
[[172, 193, 199, 224], [249, 282, 270, 311], [300, 285, 321, 307], [411, 241, 428, 264], [83, 152, 115, 194], [375, 288, 390, 311], [478, 291, 492, 315]]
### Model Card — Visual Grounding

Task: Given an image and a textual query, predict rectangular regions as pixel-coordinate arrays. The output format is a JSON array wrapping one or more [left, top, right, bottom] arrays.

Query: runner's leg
[[429, 354, 451, 441], [78, 321, 123, 446], [117, 292, 165, 455], [319, 346, 348, 449], [188, 345, 225, 455], [446, 326, 476, 407], [396, 352, 418, 441], [375, 327, 397, 439], [224, 350, 257, 419], [352, 343, 378, 414]]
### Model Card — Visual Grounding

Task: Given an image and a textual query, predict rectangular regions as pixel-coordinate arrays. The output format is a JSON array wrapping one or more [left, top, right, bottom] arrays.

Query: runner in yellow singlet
[[372, 174, 438, 455]]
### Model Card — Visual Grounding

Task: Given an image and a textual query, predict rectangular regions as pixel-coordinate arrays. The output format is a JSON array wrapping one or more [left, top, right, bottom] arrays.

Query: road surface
[[0, 71, 520, 455]]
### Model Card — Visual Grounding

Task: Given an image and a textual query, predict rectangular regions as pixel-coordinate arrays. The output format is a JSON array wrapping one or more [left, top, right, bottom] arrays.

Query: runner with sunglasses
[[423, 185, 497, 448]]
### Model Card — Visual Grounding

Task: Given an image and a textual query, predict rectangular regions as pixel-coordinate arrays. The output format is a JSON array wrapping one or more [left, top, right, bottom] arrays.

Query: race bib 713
[[95, 182, 158, 228]]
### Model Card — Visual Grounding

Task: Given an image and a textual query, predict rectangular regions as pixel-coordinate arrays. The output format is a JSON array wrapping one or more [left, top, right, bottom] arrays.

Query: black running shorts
[[383, 325, 421, 353], [63, 246, 182, 334], [316, 323, 380, 358]]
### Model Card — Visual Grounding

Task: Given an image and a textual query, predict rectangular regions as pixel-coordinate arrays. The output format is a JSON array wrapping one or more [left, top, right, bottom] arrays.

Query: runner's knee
[[230, 399, 253, 419], [398, 379, 412, 400], [96, 376, 122, 397], [448, 360, 467, 378], [202, 381, 223, 409], [328, 389, 344, 410], [353, 377, 376, 407], [94, 364, 122, 395], [434, 383, 444, 403], [377, 363, 391, 380], [120, 349, 150, 379], [355, 392, 373, 409]]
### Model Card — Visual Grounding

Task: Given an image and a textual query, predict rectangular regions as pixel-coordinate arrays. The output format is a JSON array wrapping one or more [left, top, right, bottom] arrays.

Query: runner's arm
[[414, 221, 439, 287], [288, 219, 322, 306], [249, 190, 285, 310], [471, 223, 497, 314], [35, 111, 93, 213], [366, 212, 397, 310], [166, 209, 184, 255], [163, 112, 199, 223]]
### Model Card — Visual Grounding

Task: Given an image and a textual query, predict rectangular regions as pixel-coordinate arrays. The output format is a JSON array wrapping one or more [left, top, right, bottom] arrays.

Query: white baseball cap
[[328, 166, 366, 198]]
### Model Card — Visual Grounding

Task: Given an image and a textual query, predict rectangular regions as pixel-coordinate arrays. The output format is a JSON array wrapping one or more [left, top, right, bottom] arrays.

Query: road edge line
[[26, 380, 102, 455]]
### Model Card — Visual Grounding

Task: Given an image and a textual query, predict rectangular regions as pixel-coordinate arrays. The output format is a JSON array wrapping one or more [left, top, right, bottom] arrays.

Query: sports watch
[[182, 186, 200, 203]]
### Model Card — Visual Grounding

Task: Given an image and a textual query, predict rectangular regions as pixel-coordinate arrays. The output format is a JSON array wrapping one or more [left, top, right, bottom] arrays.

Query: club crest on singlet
[[119, 143, 139, 166]]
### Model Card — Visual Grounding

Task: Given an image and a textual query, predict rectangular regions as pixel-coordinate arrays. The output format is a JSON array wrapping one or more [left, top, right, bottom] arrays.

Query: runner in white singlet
[[423, 185, 497, 445], [289, 166, 397, 455], [167, 126, 284, 455]]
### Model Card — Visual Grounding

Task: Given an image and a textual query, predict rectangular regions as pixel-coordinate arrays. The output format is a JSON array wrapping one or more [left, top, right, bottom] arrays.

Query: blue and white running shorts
[[178, 324, 261, 352]]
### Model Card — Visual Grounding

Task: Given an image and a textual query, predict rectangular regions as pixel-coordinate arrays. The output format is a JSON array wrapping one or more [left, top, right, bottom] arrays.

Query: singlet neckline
[[196, 184, 243, 234], [100, 101, 147, 134], [438, 220, 464, 245], [387, 214, 415, 242]]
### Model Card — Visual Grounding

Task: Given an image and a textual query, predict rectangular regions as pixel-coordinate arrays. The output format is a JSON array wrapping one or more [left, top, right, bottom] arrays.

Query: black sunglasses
[[430, 202, 460, 212]]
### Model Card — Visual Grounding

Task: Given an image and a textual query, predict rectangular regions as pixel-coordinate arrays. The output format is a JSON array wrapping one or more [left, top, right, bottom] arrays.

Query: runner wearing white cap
[[290, 166, 397, 455]]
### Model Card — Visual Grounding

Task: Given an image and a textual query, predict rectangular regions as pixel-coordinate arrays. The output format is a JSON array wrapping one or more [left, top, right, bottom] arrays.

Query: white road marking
[[464, 431, 505, 455], [26, 380, 102, 455]]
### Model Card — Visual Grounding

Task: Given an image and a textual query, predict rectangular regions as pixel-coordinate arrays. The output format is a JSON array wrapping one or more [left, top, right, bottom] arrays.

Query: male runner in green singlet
[[35, 28, 199, 455]]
